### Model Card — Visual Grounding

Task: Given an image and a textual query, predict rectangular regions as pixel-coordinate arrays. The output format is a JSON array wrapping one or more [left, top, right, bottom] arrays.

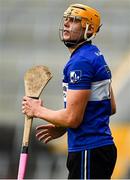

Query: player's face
[[63, 16, 84, 42]]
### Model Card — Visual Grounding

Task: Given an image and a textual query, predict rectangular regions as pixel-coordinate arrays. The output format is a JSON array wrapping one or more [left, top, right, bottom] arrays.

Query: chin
[[63, 37, 71, 41], [63, 33, 70, 39]]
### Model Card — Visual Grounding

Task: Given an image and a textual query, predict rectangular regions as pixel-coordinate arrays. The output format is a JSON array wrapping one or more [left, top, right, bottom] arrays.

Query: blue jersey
[[62, 42, 114, 152]]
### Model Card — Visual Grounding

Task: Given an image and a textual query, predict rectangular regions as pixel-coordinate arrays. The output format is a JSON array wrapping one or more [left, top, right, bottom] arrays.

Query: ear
[[87, 24, 94, 34], [83, 24, 95, 40]]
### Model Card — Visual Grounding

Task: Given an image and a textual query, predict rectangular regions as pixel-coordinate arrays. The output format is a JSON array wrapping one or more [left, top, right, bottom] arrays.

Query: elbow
[[66, 116, 81, 129], [111, 107, 116, 115]]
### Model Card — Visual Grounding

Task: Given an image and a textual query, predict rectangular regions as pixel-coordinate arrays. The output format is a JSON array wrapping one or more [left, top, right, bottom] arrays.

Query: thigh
[[67, 151, 84, 179], [67, 144, 117, 179], [89, 144, 117, 179]]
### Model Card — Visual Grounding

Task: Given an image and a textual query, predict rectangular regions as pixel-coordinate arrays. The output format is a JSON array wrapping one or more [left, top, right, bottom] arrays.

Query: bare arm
[[110, 87, 116, 115], [22, 89, 91, 128]]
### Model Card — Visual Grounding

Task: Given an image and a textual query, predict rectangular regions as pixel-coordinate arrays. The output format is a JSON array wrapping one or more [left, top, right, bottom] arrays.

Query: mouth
[[63, 29, 70, 37], [63, 29, 69, 33]]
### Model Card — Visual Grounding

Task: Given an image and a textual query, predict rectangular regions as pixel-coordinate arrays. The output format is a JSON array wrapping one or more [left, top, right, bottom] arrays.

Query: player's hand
[[22, 96, 43, 117], [36, 124, 66, 144]]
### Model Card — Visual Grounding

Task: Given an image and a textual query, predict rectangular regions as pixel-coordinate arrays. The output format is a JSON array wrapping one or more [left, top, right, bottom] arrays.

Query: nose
[[64, 17, 70, 27]]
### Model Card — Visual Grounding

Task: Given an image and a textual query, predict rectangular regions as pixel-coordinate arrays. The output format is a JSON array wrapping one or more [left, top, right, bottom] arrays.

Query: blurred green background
[[0, 0, 130, 179]]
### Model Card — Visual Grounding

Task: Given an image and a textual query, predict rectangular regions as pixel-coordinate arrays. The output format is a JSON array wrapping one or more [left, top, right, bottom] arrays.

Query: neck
[[68, 47, 76, 54], [68, 41, 87, 54]]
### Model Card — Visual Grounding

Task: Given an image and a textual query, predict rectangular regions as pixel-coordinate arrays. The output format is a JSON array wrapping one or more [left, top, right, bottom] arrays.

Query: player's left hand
[[36, 124, 66, 144]]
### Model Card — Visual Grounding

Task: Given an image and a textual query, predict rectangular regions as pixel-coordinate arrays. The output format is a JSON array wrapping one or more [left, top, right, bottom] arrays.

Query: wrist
[[34, 106, 43, 118]]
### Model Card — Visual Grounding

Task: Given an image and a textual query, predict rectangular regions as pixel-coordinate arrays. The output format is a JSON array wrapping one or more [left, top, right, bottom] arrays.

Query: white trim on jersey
[[62, 82, 68, 103], [63, 79, 111, 103], [84, 150, 87, 180], [89, 79, 111, 101]]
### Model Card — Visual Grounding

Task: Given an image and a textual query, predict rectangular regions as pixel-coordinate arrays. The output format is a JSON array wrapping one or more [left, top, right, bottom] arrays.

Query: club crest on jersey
[[70, 70, 81, 83]]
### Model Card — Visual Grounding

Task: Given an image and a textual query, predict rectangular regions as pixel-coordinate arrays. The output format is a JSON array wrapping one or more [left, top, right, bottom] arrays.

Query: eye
[[69, 17, 75, 22], [64, 16, 74, 22], [63, 15, 68, 21], [63, 15, 81, 24], [75, 16, 82, 23]]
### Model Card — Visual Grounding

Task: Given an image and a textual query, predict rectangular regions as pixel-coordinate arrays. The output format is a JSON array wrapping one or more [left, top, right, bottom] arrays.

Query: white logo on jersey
[[70, 70, 81, 83]]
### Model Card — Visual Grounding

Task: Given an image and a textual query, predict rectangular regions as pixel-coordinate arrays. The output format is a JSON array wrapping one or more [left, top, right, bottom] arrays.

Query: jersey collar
[[70, 41, 92, 57]]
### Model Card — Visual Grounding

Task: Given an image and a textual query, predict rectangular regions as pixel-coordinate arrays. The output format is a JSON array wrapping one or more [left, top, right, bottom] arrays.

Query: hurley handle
[[22, 115, 33, 147], [17, 115, 33, 180]]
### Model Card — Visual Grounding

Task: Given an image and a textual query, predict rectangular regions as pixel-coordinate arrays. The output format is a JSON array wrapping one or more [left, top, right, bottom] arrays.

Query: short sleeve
[[67, 58, 94, 90]]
